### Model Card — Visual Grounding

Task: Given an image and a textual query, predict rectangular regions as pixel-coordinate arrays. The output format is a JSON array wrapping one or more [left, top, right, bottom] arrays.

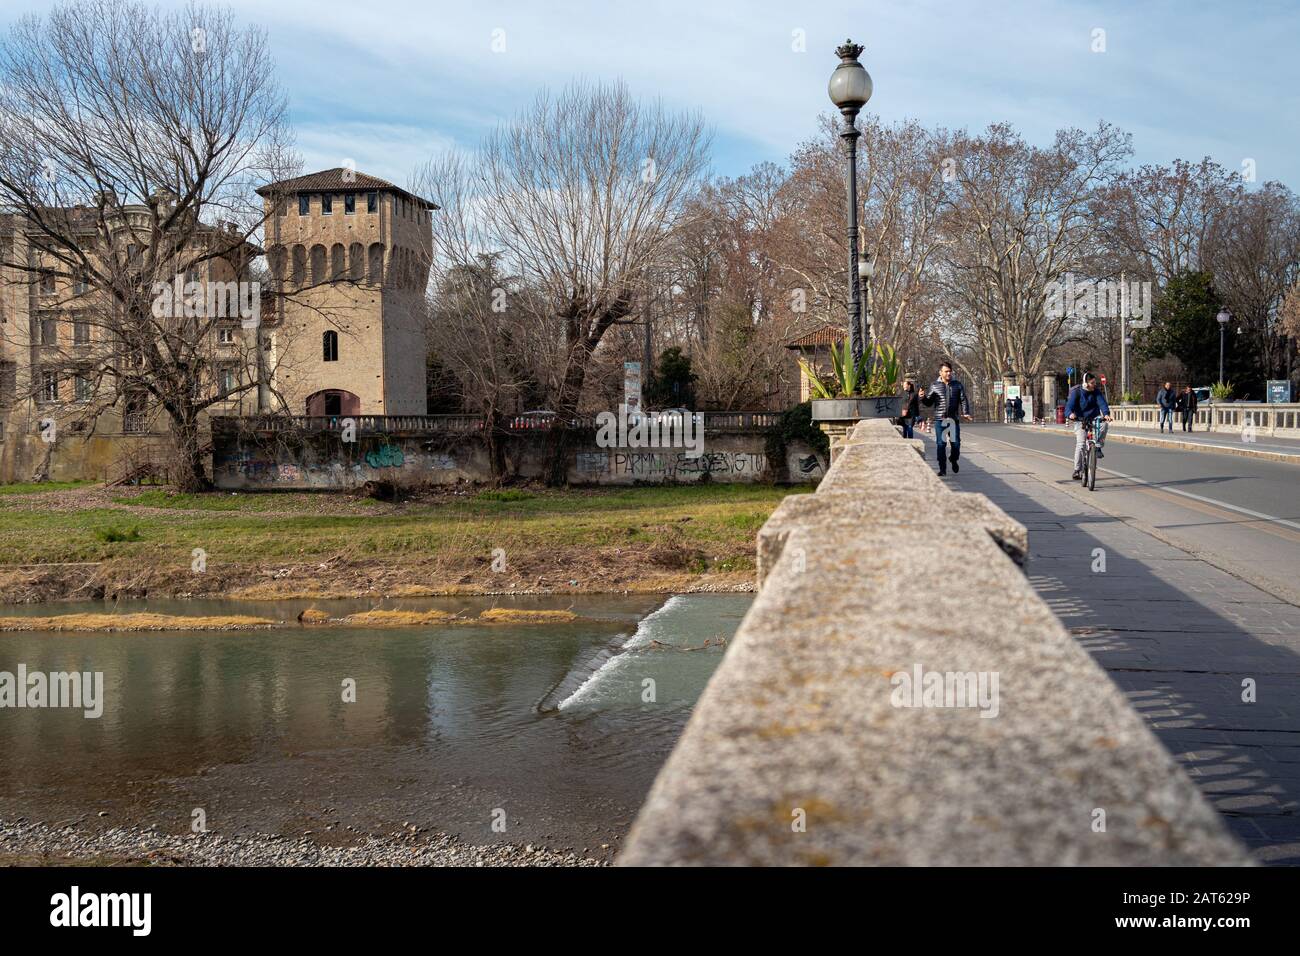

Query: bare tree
[[935, 122, 1132, 388], [472, 80, 711, 483], [0, 0, 296, 489]]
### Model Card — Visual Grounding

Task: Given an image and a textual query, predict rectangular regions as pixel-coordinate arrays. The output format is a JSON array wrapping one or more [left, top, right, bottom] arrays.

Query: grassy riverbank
[[0, 482, 807, 603]]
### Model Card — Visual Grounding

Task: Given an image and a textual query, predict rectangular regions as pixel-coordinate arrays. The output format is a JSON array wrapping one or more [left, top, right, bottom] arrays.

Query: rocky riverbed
[[0, 818, 609, 867]]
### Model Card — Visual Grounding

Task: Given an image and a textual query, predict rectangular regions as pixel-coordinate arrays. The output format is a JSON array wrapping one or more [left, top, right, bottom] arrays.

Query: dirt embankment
[[0, 551, 754, 606]]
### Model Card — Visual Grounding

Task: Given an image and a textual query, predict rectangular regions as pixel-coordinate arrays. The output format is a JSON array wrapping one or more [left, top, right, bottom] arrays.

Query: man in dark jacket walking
[[1156, 381, 1175, 432], [920, 362, 972, 476], [1179, 385, 1199, 431]]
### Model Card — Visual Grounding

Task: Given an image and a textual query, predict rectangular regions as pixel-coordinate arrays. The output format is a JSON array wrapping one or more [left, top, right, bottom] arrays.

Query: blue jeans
[[900, 418, 915, 439], [1158, 407, 1173, 431], [934, 418, 960, 470]]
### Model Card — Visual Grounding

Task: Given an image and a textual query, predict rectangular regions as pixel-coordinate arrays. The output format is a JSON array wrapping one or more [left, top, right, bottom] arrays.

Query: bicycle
[[1076, 417, 1102, 491]]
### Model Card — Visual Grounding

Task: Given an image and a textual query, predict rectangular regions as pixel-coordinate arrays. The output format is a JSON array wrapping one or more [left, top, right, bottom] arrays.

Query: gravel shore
[[0, 818, 609, 867]]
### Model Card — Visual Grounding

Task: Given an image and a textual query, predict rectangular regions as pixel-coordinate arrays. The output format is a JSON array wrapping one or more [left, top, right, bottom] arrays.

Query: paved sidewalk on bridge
[[943, 434, 1300, 864], [1013, 421, 1300, 462]]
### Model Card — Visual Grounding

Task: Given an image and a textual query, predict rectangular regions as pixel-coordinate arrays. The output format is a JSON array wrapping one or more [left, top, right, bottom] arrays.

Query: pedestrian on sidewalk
[[1013, 395, 1024, 422], [1065, 372, 1112, 479], [1179, 385, 1198, 432], [1156, 381, 1175, 432], [920, 361, 973, 476], [898, 379, 920, 439], [1004, 397, 1014, 423]]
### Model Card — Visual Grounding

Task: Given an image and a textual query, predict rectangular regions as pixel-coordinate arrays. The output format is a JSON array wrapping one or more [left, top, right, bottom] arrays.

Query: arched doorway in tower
[[306, 389, 360, 417]]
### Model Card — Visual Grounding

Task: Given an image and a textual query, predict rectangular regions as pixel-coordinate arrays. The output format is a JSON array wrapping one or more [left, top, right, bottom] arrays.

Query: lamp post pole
[[828, 40, 873, 369], [1217, 309, 1231, 384]]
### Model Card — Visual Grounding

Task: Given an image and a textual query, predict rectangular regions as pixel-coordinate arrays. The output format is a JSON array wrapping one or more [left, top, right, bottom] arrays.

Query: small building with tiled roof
[[785, 324, 847, 402]]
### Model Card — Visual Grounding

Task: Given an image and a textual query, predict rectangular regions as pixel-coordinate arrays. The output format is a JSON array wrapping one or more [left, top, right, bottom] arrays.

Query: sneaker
[[1072, 469, 1081, 480], [951, 459, 960, 473], [938, 468, 947, 477]]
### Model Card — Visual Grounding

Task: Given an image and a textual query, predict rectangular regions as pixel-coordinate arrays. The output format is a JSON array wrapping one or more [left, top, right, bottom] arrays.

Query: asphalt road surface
[[935, 423, 1300, 863], [966, 423, 1300, 605]]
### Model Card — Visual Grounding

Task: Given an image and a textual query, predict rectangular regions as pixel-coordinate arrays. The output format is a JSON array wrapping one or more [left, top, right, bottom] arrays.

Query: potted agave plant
[[801, 340, 902, 423]]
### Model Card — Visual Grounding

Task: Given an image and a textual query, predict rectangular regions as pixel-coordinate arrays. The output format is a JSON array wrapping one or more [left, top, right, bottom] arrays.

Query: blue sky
[[6, 0, 1299, 189]]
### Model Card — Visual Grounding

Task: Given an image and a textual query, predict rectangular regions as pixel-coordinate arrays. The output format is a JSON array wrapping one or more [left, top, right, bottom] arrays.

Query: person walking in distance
[[1065, 372, 1112, 479], [898, 379, 920, 439], [920, 361, 973, 476], [1179, 385, 1199, 432], [1156, 381, 1175, 433]]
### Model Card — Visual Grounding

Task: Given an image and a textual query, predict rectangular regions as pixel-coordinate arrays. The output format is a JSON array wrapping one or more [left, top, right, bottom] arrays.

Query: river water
[[0, 593, 750, 857]]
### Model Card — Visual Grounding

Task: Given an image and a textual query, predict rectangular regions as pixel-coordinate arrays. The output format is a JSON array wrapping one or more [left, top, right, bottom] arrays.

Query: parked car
[[660, 407, 703, 426], [511, 410, 558, 429]]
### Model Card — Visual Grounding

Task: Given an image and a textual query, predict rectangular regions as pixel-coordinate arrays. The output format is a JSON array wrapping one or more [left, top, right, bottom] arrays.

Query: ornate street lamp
[[1216, 308, 1232, 383], [828, 39, 873, 367]]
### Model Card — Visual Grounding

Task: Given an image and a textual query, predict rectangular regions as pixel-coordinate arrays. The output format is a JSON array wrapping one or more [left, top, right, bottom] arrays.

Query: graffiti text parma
[[611, 451, 765, 478]]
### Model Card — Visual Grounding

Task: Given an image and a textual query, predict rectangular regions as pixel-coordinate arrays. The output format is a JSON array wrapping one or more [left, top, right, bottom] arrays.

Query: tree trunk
[[545, 338, 592, 487], [171, 413, 211, 492]]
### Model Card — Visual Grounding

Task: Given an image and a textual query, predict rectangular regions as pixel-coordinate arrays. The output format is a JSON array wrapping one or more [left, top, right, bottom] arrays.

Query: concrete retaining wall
[[620, 418, 1249, 866], [211, 420, 826, 489]]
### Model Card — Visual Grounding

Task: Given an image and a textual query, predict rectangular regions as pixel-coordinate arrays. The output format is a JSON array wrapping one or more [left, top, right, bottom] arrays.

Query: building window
[[344, 193, 355, 215], [298, 194, 310, 216], [218, 327, 236, 345], [40, 371, 58, 403], [34, 313, 57, 346], [39, 272, 56, 295], [321, 194, 333, 215], [220, 366, 237, 394], [187, 266, 201, 283], [366, 191, 377, 213], [73, 316, 91, 345], [73, 273, 89, 295], [323, 329, 338, 362], [75, 373, 92, 402]]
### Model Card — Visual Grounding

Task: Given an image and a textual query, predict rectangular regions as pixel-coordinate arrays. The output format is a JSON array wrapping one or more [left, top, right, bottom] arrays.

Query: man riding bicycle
[[1065, 372, 1112, 480]]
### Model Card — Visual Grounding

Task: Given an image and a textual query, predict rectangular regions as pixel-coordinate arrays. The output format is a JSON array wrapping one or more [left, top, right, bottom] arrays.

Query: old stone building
[[0, 169, 435, 481], [258, 169, 434, 418], [0, 200, 259, 481]]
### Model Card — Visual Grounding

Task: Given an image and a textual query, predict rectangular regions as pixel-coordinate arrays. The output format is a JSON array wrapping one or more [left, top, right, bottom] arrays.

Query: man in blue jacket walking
[[1065, 373, 1112, 479]]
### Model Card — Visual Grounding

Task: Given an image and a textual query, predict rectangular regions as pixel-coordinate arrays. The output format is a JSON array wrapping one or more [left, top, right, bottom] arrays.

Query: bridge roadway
[[945, 423, 1300, 863]]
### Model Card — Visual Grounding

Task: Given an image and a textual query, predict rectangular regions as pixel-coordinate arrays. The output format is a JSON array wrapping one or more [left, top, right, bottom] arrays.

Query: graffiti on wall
[[365, 444, 404, 468], [611, 450, 766, 479]]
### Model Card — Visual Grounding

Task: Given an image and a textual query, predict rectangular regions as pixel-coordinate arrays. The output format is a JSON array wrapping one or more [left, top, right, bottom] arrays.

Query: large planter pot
[[810, 396, 901, 421]]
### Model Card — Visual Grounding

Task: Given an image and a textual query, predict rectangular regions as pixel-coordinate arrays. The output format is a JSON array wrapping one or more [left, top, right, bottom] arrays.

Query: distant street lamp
[[828, 39, 873, 367], [1216, 308, 1232, 383], [858, 250, 874, 346]]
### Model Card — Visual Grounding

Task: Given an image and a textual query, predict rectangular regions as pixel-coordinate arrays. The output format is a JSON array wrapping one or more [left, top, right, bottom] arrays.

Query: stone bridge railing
[[1111, 402, 1300, 437], [620, 417, 1248, 866]]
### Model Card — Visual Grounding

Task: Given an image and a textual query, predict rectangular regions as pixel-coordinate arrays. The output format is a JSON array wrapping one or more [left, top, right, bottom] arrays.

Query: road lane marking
[[973, 432, 1300, 535]]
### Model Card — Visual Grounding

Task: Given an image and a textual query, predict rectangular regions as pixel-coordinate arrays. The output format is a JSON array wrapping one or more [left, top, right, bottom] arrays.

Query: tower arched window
[[323, 330, 338, 362]]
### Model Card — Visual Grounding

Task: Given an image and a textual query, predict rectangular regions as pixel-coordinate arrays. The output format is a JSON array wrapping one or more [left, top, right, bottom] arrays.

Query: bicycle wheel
[[1087, 444, 1097, 491]]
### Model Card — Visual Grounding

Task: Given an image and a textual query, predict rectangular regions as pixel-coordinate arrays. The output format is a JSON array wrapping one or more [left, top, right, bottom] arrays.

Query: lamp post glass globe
[[828, 41, 873, 112], [858, 254, 873, 279], [1217, 309, 1231, 325]]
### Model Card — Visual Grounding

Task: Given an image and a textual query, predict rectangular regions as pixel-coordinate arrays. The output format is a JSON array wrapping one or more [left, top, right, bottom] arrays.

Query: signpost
[[623, 362, 643, 414]]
